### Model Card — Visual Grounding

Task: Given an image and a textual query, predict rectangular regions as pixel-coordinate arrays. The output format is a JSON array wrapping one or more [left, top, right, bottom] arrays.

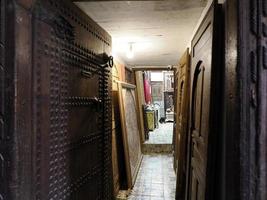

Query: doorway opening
[[118, 68, 176, 200], [144, 70, 174, 145], [135, 70, 175, 154], [73, 1, 213, 200]]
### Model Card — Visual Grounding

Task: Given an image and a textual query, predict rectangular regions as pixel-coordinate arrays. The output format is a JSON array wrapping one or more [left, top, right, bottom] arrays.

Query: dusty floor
[[145, 123, 173, 144], [128, 155, 176, 200]]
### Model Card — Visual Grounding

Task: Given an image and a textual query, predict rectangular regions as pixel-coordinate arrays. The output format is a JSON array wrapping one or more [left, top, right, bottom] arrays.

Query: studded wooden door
[[174, 49, 190, 200], [2, 0, 113, 199], [188, 3, 223, 200]]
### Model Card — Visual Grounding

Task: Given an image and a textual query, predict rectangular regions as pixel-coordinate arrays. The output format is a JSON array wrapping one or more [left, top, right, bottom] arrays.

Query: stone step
[[142, 143, 173, 154]]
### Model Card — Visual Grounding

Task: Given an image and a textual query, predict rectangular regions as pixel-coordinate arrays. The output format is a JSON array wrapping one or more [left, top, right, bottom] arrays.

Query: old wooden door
[[32, 1, 113, 199], [1, 0, 113, 199], [174, 49, 191, 200], [187, 3, 223, 200]]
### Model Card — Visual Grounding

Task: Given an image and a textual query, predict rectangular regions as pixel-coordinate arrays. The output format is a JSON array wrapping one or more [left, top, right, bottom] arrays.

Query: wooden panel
[[135, 71, 146, 142], [111, 90, 122, 196], [32, 1, 113, 198], [120, 63, 126, 82], [111, 128, 120, 196], [117, 82, 143, 188], [173, 49, 191, 200], [256, 1, 267, 199], [2, 0, 113, 199], [223, 0, 267, 199], [112, 60, 121, 91], [111, 59, 129, 196], [2, 1, 34, 199], [187, 3, 223, 200], [189, 10, 212, 200], [125, 67, 135, 84], [0, 1, 9, 199]]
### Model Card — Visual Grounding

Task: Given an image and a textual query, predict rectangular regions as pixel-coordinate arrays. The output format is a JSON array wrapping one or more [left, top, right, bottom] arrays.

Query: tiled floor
[[128, 155, 176, 200], [145, 123, 173, 144]]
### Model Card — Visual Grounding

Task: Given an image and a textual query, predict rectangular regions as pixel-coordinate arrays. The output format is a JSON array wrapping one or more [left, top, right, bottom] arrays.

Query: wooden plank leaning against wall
[[135, 71, 146, 143], [173, 49, 191, 200], [111, 62, 142, 197], [111, 60, 127, 197], [117, 81, 143, 189]]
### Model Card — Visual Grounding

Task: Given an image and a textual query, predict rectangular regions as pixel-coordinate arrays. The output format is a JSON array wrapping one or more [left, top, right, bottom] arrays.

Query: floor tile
[[128, 155, 176, 200]]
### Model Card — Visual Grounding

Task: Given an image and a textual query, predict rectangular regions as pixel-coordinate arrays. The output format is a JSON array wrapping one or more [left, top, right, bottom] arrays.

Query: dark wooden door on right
[[187, 3, 223, 200]]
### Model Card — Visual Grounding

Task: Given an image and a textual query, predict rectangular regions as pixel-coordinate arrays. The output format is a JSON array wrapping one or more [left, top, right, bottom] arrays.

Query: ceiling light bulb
[[126, 43, 134, 59]]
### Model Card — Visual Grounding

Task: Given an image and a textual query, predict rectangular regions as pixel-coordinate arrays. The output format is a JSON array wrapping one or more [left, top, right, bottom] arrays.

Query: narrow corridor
[[128, 155, 176, 200], [4, 1, 265, 200]]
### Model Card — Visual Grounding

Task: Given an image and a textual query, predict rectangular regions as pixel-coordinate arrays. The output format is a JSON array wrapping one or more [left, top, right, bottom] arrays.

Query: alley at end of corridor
[[127, 155, 176, 200]]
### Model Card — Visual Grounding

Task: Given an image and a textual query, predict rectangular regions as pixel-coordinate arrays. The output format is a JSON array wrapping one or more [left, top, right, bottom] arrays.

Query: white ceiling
[[75, 0, 207, 66]]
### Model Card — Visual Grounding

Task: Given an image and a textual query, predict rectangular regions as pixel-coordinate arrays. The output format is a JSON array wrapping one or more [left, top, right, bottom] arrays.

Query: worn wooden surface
[[111, 64, 121, 196], [118, 82, 143, 189], [187, 3, 223, 200], [1, 0, 113, 199], [111, 60, 128, 196], [189, 13, 213, 199], [135, 71, 146, 143], [222, 0, 267, 199], [125, 67, 135, 85], [173, 49, 191, 200], [1, 1, 11, 199]]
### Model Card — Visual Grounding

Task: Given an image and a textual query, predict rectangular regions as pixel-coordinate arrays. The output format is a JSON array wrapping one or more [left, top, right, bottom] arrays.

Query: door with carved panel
[[1, 0, 113, 199], [188, 3, 223, 200], [174, 49, 190, 200]]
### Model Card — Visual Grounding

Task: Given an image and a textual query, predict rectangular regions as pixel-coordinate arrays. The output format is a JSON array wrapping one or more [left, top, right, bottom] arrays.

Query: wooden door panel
[[174, 48, 191, 200], [190, 31, 211, 200], [2, 0, 113, 199], [187, 3, 223, 200], [188, 4, 214, 200], [32, 0, 113, 197], [193, 68, 204, 136]]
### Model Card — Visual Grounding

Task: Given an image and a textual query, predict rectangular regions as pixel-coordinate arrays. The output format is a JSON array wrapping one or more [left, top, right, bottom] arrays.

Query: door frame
[[132, 68, 176, 146], [222, 0, 267, 199]]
